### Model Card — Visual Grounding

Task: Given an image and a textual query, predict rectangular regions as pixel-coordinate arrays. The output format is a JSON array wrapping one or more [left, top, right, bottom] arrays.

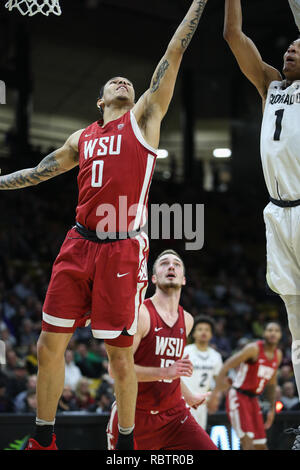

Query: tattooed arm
[[0, 129, 83, 190], [133, 0, 208, 149]]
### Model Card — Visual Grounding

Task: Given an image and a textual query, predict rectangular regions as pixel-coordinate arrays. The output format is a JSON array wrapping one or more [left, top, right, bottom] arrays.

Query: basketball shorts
[[264, 202, 300, 295], [106, 399, 218, 450], [42, 227, 149, 341], [226, 388, 266, 445]]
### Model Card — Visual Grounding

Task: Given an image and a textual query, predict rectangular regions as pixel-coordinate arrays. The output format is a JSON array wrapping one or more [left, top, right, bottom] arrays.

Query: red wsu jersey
[[134, 298, 187, 413], [76, 110, 157, 232], [232, 340, 279, 395]]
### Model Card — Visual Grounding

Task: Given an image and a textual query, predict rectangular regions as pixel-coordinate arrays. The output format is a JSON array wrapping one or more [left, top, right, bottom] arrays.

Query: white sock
[[118, 424, 135, 435], [36, 417, 56, 426]]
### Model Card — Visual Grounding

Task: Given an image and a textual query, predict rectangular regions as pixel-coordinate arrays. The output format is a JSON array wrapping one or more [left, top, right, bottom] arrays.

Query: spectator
[[25, 343, 38, 375], [24, 390, 37, 413], [211, 319, 232, 360], [74, 378, 95, 411], [5, 359, 29, 399], [13, 274, 34, 300], [0, 379, 14, 412], [96, 373, 115, 398], [275, 384, 283, 403], [64, 349, 82, 391], [281, 382, 299, 410], [57, 385, 77, 413], [2, 350, 20, 379], [74, 343, 105, 379], [18, 319, 38, 352], [278, 364, 295, 387], [0, 323, 16, 348], [14, 375, 37, 413], [89, 391, 114, 414]]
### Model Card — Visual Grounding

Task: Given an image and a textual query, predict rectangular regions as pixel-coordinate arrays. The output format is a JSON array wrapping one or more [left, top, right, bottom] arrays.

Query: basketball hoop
[[5, 0, 62, 16]]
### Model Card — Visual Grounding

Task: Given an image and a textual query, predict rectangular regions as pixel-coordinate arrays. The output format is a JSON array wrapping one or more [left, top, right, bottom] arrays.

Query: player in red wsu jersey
[[0, 0, 210, 451], [211, 322, 282, 450], [107, 250, 218, 450]]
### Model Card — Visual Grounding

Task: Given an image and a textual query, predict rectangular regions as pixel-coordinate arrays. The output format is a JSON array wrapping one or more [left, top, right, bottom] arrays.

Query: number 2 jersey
[[181, 344, 223, 394], [261, 80, 300, 200], [134, 298, 187, 413], [76, 110, 157, 232], [232, 340, 279, 395]]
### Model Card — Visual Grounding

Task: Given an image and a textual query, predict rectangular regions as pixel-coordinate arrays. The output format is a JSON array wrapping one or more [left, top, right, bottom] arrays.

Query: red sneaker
[[25, 434, 58, 450]]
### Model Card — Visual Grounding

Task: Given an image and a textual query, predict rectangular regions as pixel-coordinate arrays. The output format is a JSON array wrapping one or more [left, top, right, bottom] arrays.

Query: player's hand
[[186, 392, 211, 409], [264, 408, 275, 430], [207, 390, 221, 414], [216, 376, 232, 393], [166, 355, 193, 380]]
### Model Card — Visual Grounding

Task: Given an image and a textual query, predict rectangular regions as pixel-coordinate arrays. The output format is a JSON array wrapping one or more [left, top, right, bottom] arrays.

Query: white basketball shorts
[[264, 202, 300, 295]]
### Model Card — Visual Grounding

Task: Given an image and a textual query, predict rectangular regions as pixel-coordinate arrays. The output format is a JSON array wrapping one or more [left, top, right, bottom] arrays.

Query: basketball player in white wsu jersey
[[224, 0, 300, 449], [0, 0, 210, 450]]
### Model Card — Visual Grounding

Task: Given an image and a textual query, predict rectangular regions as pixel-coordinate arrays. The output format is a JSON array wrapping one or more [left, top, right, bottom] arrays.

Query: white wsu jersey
[[181, 344, 223, 429], [261, 80, 300, 200]]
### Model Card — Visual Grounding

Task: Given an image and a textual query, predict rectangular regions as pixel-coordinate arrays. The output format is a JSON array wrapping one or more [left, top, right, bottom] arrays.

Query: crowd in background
[[0, 155, 299, 415]]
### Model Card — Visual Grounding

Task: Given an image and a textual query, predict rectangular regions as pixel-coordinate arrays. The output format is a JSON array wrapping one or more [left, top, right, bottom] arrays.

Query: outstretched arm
[[223, 0, 281, 100], [289, 0, 300, 32], [0, 129, 82, 190], [133, 0, 208, 148]]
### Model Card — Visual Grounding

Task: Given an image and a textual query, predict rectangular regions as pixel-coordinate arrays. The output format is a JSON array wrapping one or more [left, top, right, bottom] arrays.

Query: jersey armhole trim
[[130, 111, 158, 155], [77, 127, 88, 152], [140, 302, 152, 341]]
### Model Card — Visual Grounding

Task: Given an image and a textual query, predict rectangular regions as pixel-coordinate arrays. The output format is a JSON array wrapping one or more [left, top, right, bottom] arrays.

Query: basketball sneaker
[[25, 434, 58, 450], [285, 426, 300, 450]]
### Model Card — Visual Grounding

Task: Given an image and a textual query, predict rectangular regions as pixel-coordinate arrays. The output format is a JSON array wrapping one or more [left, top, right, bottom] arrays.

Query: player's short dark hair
[[192, 315, 215, 335], [152, 249, 185, 275], [97, 76, 133, 118], [264, 321, 282, 332]]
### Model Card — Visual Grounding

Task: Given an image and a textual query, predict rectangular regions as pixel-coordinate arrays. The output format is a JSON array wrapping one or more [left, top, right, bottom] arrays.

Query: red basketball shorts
[[106, 399, 218, 450], [42, 227, 149, 342], [226, 388, 266, 445]]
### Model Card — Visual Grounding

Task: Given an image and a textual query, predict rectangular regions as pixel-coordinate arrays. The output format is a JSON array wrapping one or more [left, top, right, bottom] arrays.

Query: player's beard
[[158, 280, 182, 292]]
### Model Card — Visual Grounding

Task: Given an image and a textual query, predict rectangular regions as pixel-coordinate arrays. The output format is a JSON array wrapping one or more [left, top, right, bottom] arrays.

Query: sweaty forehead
[[105, 77, 133, 86], [158, 255, 182, 264]]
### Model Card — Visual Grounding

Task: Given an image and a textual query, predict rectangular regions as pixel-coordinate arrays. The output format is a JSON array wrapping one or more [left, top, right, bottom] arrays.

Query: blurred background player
[[211, 322, 282, 450], [0, 0, 210, 451], [223, 0, 300, 449], [182, 315, 223, 430], [107, 250, 218, 450]]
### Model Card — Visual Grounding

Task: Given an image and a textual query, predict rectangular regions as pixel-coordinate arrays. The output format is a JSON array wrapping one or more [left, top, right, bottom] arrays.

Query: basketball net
[[5, 0, 62, 16]]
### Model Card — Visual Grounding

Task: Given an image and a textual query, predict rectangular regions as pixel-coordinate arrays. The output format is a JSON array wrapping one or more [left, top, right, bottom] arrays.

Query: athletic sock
[[34, 418, 55, 447], [116, 429, 135, 450]]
